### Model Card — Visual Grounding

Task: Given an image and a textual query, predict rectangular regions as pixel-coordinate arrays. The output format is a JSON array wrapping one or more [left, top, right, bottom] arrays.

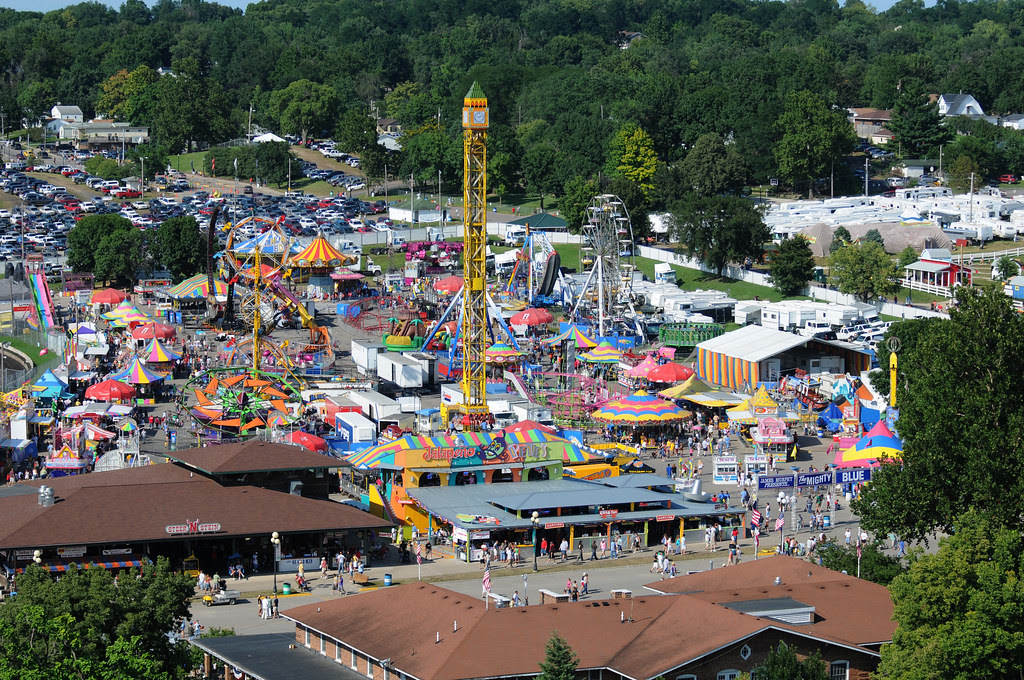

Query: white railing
[[951, 245, 1024, 264], [902, 279, 955, 298]]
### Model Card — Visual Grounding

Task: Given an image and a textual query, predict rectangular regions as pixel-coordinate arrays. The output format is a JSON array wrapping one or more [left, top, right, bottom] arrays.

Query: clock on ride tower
[[462, 83, 489, 130]]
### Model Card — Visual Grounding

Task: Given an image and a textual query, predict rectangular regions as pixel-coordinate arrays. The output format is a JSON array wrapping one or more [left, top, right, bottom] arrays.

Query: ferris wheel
[[224, 217, 291, 335], [573, 194, 635, 335]]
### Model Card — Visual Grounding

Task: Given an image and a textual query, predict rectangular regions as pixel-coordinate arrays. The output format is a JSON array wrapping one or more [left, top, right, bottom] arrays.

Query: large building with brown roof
[[0, 443, 390, 578], [194, 557, 889, 680]]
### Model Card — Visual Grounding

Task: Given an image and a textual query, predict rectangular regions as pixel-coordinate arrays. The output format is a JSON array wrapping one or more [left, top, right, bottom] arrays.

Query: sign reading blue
[[836, 468, 872, 485], [758, 475, 796, 490]]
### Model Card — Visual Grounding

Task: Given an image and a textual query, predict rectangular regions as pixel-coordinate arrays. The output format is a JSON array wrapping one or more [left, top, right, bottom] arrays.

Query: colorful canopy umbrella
[[658, 375, 745, 407], [110, 357, 167, 384], [485, 343, 523, 363], [647, 362, 695, 383], [510, 308, 554, 326], [499, 420, 557, 435], [624, 355, 659, 379], [592, 390, 687, 423], [291, 235, 348, 268], [580, 341, 621, 364], [132, 322, 177, 340], [143, 338, 182, 363], [34, 369, 73, 399], [433, 275, 464, 293], [91, 288, 127, 305], [542, 324, 597, 349], [84, 379, 136, 401], [101, 302, 151, 327], [284, 431, 329, 453], [165, 274, 232, 300]]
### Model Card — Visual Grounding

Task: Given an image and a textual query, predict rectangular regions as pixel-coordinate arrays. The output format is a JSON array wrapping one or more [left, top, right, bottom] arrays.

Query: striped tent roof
[[291, 235, 347, 268], [165, 274, 232, 300], [580, 341, 621, 364], [110, 356, 168, 384], [542, 324, 598, 349], [143, 338, 182, 363], [592, 390, 687, 423]]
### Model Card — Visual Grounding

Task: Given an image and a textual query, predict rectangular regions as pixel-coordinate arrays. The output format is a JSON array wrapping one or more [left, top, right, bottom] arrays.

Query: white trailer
[[348, 390, 402, 422], [653, 263, 677, 285], [334, 411, 377, 443], [351, 339, 386, 374], [377, 353, 425, 388]]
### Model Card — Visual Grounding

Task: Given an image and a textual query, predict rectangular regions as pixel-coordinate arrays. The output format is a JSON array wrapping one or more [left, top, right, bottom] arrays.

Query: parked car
[[999, 174, 1018, 184]]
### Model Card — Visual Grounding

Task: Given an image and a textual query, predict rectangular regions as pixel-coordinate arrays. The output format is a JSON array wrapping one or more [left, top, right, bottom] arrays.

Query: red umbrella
[[433, 276, 464, 293], [284, 431, 329, 453], [131, 322, 177, 340], [91, 288, 127, 305], [84, 379, 137, 401], [647, 362, 695, 383], [510, 308, 554, 326]]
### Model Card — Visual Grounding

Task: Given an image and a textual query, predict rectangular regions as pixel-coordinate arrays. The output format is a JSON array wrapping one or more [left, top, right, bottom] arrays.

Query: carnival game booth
[[346, 428, 590, 536], [45, 444, 92, 477], [290, 234, 352, 296], [161, 274, 235, 327], [724, 387, 799, 463]]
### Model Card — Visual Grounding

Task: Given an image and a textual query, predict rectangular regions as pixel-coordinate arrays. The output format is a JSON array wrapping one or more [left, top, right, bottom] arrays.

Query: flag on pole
[[775, 517, 785, 531], [233, 157, 238, 173], [416, 542, 422, 565], [482, 566, 491, 593], [211, 158, 215, 171], [857, 541, 862, 558], [751, 510, 762, 528]]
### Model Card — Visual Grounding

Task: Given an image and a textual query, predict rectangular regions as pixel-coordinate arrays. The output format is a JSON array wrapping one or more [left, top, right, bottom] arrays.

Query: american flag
[[416, 542, 422, 565], [775, 518, 785, 531], [482, 566, 491, 593], [751, 510, 762, 527]]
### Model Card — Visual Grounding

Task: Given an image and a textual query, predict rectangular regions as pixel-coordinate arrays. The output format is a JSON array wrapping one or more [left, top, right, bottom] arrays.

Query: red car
[[999, 174, 1018, 184], [114, 188, 141, 199]]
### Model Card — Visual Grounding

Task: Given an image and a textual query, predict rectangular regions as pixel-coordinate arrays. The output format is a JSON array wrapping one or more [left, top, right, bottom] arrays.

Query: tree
[[537, 632, 578, 680], [877, 510, 1024, 680], [946, 154, 981, 194], [887, 92, 952, 159], [606, 124, 659, 201], [335, 107, 377, 154], [0, 557, 194, 679], [829, 225, 852, 254], [769, 236, 816, 297], [816, 541, 905, 585], [67, 214, 134, 273], [862, 228, 885, 246], [152, 217, 205, 283], [854, 287, 1024, 541], [678, 133, 747, 197], [561, 176, 599, 233], [996, 255, 1020, 281], [751, 641, 829, 680], [897, 245, 919, 269], [774, 90, 856, 198], [827, 242, 901, 302], [671, 194, 770, 277], [151, 57, 232, 153], [94, 227, 144, 288], [270, 80, 340, 144], [96, 65, 158, 121]]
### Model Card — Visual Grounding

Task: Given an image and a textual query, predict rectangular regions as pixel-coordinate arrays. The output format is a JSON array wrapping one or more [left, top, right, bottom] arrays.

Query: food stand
[[751, 417, 795, 464], [712, 455, 738, 485]]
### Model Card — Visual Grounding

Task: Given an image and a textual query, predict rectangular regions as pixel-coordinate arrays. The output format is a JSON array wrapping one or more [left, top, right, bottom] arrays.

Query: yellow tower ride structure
[[459, 82, 490, 430]]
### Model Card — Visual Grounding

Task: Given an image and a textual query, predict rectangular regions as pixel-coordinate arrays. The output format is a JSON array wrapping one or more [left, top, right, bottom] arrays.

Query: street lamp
[[33, 550, 41, 566], [531, 511, 540, 572], [270, 531, 281, 594]]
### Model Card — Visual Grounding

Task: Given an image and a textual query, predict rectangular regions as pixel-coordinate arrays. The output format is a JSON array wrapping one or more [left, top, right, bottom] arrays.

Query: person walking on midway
[[577, 541, 584, 563], [320, 556, 328, 580]]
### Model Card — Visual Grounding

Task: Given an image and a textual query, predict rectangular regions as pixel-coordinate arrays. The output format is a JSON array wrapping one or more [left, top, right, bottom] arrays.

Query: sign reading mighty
[[757, 468, 873, 491]]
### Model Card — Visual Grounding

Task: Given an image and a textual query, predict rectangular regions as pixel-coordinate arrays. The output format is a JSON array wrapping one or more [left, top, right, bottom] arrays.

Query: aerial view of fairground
[[0, 1, 1020, 679]]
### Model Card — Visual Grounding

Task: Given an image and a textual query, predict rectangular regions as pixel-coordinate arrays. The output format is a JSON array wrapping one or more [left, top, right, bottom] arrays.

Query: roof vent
[[774, 577, 782, 586], [38, 485, 55, 507]]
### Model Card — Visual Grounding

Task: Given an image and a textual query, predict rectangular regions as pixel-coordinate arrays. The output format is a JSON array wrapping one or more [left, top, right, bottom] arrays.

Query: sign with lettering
[[544, 522, 565, 529], [757, 474, 796, 490], [797, 472, 833, 488], [102, 548, 132, 556], [836, 468, 872, 485], [165, 519, 222, 535], [656, 515, 676, 522], [599, 509, 619, 519]]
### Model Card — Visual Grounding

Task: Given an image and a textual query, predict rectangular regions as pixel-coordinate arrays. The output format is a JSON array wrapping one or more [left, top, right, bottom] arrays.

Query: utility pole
[[287, 157, 292, 193], [864, 157, 868, 197], [140, 157, 144, 200], [969, 172, 975, 222], [247, 103, 253, 141]]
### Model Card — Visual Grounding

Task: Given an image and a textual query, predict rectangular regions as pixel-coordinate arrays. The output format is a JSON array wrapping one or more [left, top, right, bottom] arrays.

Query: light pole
[[287, 158, 292, 193], [531, 511, 540, 572], [33, 549, 41, 567], [140, 157, 145, 201], [270, 531, 281, 594]]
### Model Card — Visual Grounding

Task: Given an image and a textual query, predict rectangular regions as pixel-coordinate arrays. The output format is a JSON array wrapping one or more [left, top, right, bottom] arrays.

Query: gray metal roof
[[696, 325, 810, 364], [599, 473, 677, 488], [406, 478, 734, 529], [190, 632, 365, 680], [904, 261, 949, 273]]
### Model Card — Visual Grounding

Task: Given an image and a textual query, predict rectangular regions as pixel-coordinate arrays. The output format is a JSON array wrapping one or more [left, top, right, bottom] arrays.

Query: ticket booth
[[712, 455, 738, 485]]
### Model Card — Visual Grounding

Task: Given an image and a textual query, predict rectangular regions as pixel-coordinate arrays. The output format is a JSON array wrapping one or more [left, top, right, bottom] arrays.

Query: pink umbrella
[[434, 276, 464, 293], [510, 308, 554, 326], [647, 362, 695, 383]]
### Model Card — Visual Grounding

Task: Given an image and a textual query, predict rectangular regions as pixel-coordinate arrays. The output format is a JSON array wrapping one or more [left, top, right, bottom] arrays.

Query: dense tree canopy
[[854, 287, 1024, 541], [671, 194, 769, 277], [827, 241, 901, 302], [769, 236, 816, 297]]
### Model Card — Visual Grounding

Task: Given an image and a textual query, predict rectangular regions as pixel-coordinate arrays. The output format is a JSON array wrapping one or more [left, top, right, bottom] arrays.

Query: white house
[[935, 94, 984, 117], [50, 105, 83, 123]]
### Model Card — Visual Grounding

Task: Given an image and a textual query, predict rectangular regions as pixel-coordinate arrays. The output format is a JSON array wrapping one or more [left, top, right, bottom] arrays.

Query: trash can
[[823, 515, 831, 529], [282, 583, 291, 595], [384, 573, 393, 587]]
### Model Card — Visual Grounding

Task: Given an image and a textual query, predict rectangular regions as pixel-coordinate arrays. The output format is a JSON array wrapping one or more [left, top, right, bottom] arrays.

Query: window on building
[[366, 658, 373, 678], [320, 636, 325, 654], [677, 675, 698, 680], [351, 650, 357, 670], [717, 671, 739, 680], [588, 670, 602, 680], [336, 643, 341, 662], [829, 661, 849, 680], [304, 628, 310, 647]]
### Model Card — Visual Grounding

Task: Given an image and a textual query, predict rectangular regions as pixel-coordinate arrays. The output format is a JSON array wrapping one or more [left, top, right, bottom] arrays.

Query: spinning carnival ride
[[572, 194, 636, 335]]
